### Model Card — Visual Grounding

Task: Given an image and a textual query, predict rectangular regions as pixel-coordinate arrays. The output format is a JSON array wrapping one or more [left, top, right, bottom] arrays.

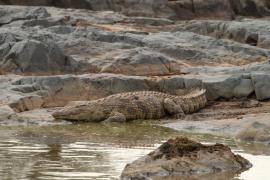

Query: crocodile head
[[52, 103, 108, 122]]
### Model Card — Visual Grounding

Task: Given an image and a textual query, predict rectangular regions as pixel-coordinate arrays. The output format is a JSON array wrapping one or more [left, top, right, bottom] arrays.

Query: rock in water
[[236, 122, 270, 143], [121, 137, 251, 180]]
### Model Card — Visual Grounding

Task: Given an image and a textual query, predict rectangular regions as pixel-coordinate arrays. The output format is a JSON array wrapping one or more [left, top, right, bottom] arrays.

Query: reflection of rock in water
[[44, 144, 62, 161], [236, 141, 270, 156], [0, 136, 120, 179], [15, 122, 182, 148], [26, 144, 62, 179], [1, 123, 176, 179], [0, 123, 269, 179], [0, 140, 46, 180], [236, 122, 270, 144]]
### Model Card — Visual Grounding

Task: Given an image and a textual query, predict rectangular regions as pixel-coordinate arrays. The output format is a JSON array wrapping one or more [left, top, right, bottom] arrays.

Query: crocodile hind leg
[[164, 98, 185, 119], [103, 111, 126, 123]]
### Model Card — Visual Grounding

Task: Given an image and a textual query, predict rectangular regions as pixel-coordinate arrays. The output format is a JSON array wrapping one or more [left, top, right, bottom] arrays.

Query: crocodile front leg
[[164, 98, 185, 119], [103, 111, 127, 123]]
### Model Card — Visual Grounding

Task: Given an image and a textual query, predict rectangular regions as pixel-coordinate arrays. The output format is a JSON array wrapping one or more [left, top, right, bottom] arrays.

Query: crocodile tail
[[180, 89, 207, 114]]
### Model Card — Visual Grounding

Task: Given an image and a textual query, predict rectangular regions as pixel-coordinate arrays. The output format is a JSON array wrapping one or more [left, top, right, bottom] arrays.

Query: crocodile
[[52, 89, 207, 122]]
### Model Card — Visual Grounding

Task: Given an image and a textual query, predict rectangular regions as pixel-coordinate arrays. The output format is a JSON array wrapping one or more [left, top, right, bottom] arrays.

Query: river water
[[0, 122, 269, 180]]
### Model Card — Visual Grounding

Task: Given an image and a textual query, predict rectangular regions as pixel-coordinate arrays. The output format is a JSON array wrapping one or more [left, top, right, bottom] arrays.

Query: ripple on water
[[0, 139, 153, 179]]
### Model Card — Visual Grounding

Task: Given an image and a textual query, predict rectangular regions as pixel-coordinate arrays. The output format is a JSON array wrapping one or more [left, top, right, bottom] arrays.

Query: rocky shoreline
[[0, 2, 269, 138], [0, 1, 270, 179]]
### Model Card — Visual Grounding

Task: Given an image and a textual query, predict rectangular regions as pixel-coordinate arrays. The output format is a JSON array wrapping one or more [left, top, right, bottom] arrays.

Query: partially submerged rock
[[121, 137, 251, 179], [236, 122, 270, 143]]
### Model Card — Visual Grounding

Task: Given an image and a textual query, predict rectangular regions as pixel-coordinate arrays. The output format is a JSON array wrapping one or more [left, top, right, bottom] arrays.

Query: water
[[0, 122, 269, 180]]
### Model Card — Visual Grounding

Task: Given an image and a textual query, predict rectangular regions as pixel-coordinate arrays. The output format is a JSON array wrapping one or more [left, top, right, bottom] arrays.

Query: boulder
[[233, 78, 254, 98], [251, 73, 270, 100], [0, 40, 77, 74], [180, 19, 270, 49], [0, 6, 50, 25], [9, 95, 44, 112], [99, 48, 179, 76], [236, 122, 270, 143], [0, 105, 15, 121], [121, 137, 251, 179], [203, 75, 242, 100], [202, 74, 256, 100]]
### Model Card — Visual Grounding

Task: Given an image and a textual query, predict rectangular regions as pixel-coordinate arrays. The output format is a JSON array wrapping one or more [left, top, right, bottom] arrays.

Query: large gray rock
[[0, 105, 15, 121], [233, 78, 254, 98], [179, 19, 270, 49], [98, 48, 180, 76], [203, 74, 256, 100], [9, 95, 44, 112], [251, 73, 270, 100], [182, 61, 270, 75], [0, 6, 50, 25], [0, 40, 77, 74]]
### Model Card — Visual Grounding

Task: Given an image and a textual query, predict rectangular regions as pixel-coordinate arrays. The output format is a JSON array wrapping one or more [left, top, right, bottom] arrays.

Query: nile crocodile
[[53, 89, 207, 122]]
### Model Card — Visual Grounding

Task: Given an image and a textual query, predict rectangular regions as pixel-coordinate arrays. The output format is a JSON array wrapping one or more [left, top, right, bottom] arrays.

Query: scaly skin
[[53, 89, 207, 122]]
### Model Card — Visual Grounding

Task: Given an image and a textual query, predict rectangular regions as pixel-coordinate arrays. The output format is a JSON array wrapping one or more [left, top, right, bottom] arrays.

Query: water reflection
[[0, 122, 269, 180]]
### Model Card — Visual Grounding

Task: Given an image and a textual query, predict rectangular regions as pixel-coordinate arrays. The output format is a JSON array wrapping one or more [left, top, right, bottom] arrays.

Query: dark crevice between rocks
[[246, 34, 258, 46], [247, 92, 257, 99], [51, 0, 93, 10], [0, 0, 11, 4], [243, 0, 262, 17], [191, 0, 195, 13]]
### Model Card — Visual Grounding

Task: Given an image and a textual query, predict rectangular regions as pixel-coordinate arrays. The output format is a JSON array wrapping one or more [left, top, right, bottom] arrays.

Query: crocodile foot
[[103, 111, 126, 123]]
